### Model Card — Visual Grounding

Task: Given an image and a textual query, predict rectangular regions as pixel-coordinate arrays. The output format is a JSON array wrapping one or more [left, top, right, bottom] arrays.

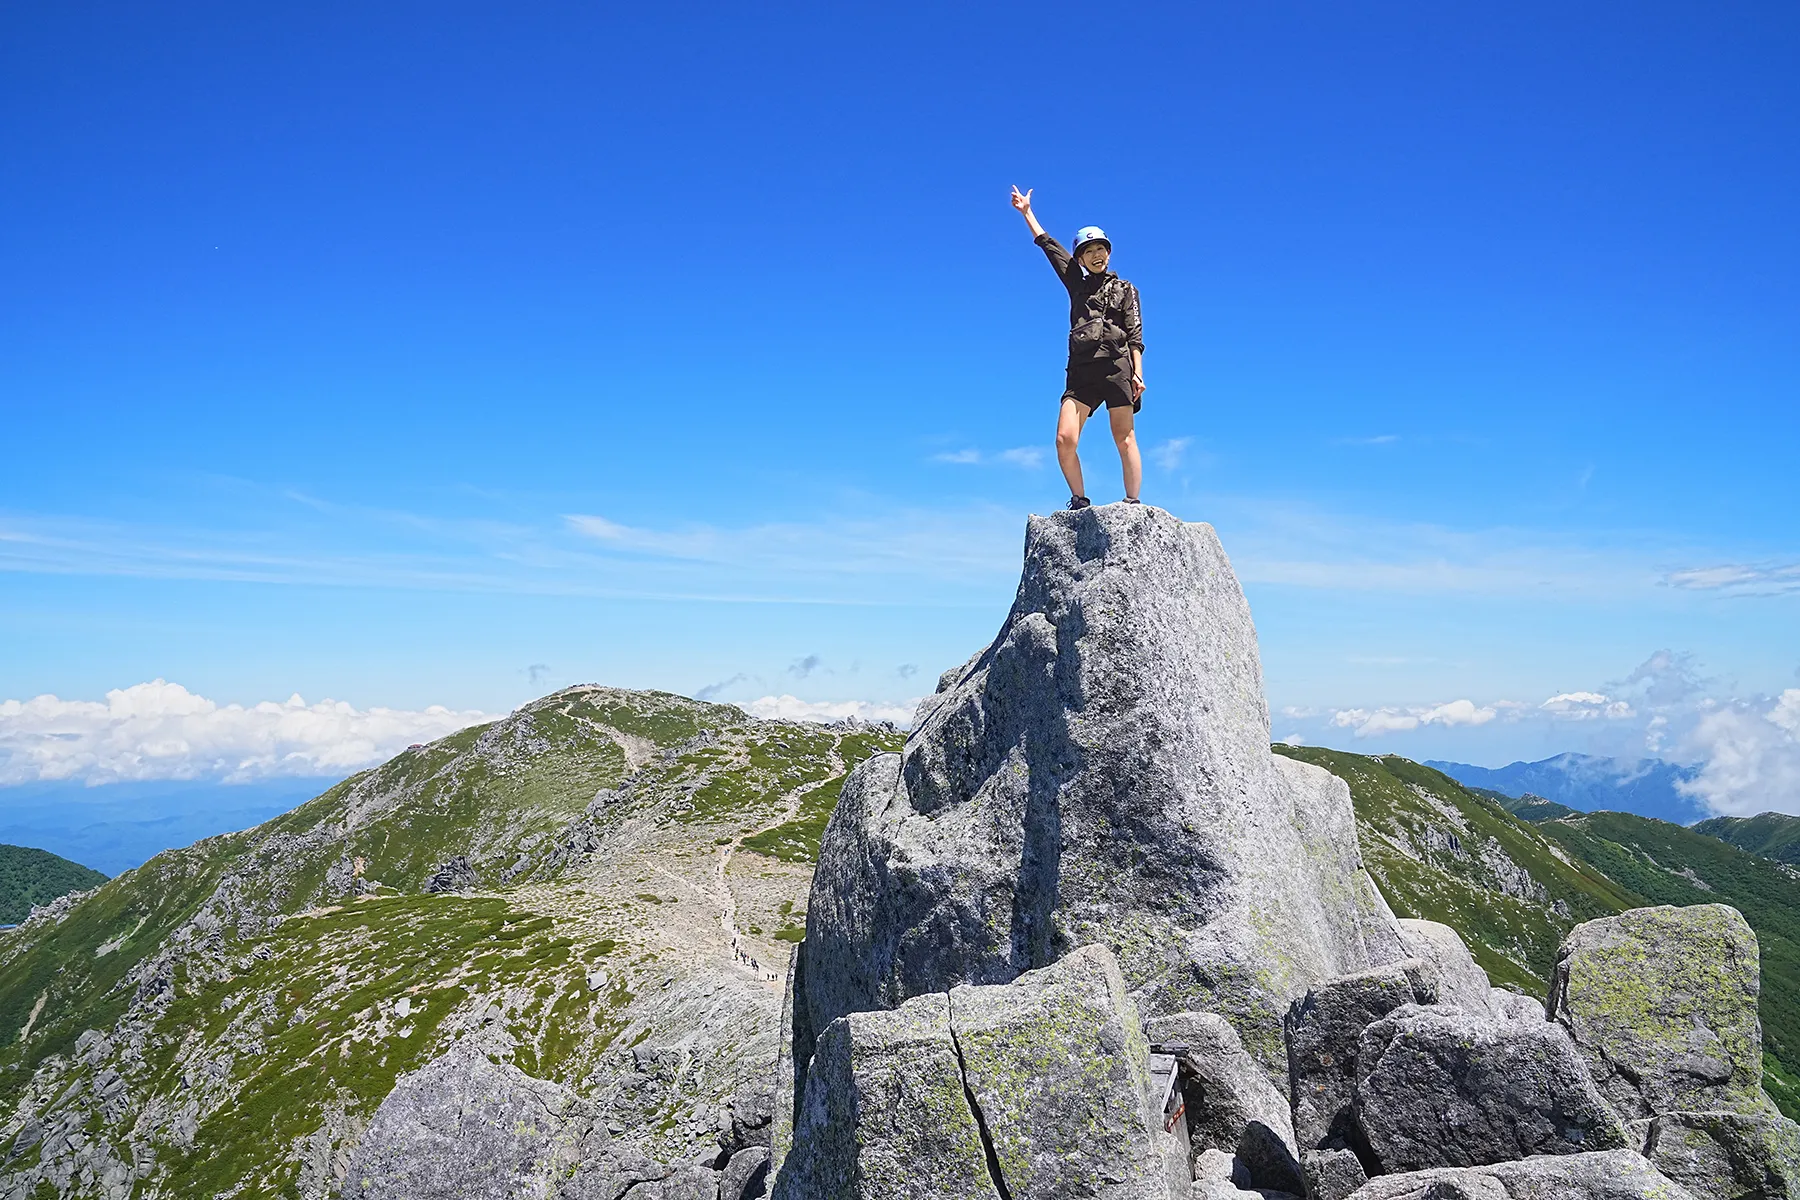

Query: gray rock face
[[1549, 904, 1766, 1121], [341, 1041, 694, 1200], [1145, 1011, 1301, 1194], [774, 944, 1172, 1200], [1343, 1150, 1699, 1199], [1647, 1109, 1800, 1199], [1303, 1147, 1369, 1200], [720, 1147, 770, 1200], [1285, 958, 1439, 1153], [1353, 1005, 1628, 1173], [1396, 919, 1494, 1015], [949, 945, 1169, 1200], [773, 992, 996, 1200], [799, 504, 1404, 1089]]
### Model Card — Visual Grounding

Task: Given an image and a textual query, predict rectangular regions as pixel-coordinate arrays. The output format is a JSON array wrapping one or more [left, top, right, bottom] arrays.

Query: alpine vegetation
[[3, 503, 1796, 1200]]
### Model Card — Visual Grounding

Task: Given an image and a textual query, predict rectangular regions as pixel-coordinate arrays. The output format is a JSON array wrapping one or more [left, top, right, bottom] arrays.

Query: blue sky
[[3, 1, 1798, 814]]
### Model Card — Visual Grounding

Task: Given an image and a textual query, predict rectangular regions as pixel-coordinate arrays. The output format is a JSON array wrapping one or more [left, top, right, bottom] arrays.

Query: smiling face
[[1078, 242, 1111, 273]]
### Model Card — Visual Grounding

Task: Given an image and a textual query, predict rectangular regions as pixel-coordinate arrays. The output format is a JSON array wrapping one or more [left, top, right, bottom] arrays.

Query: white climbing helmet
[[1073, 226, 1111, 254]]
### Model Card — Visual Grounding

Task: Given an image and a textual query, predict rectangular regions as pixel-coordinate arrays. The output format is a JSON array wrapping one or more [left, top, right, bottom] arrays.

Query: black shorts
[[1062, 361, 1139, 413]]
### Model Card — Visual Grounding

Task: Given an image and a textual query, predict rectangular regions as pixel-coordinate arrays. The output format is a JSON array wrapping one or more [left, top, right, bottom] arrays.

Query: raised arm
[[1010, 186, 1047, 239], [1012, 186, 1077, 286]]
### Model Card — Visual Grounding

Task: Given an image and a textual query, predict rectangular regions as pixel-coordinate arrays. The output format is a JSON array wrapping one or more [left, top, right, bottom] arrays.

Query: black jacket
[[1037, 233, 1144, 367]]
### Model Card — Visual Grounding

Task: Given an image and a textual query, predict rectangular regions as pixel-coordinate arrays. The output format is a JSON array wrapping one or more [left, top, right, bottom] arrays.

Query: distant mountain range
[[0, 844, 107, 925], [1427, 751, 1707, 825]]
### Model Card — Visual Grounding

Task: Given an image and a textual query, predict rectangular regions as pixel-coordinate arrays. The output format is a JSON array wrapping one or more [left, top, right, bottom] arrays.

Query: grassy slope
[[1694, 813, 1800, 867], [1277, 746, 1643, 993], [1534, 810, 1800, 1111], [0, 687, 901, 1199], [0, 845, 108, 925]]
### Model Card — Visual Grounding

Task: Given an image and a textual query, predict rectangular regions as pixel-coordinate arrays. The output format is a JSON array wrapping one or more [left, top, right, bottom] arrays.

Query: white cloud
[[1540, 692, 1635, 720], [996, 447, 1046, 469], [0, 681, 499, 786], [1150, 437, 1192, 470], [1331, 699, 1496, 738], [1419, 699, 1498, 728], [741, 695, 920, 727], [1677, 690, 1800, 817], [932, 449, 983, 465]]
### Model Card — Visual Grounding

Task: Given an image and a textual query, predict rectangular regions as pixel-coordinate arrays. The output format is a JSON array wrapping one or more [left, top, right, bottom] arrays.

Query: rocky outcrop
[[1550, 904, 1766, 1120], [774, 944, 1167, 1200], [343, 1042, 663, 1199], [797, 505, 1405, 1096], [1285, 958, 1439, 1153], [1342, 1150, 1698, 1198], [1145, 1011, 1302, 1194], [1395, 918, 1495, 1015], [773, 992, 996, 1200], [1646, 1110, 1800, 1199], [1353, 1004, 1628, 1172]]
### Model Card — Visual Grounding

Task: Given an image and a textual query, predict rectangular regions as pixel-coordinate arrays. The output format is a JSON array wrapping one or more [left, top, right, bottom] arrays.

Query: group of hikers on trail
[[1011, 185, 1145, 511]]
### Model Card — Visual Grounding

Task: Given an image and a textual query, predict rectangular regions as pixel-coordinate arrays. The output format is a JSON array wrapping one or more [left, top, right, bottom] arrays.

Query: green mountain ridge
[[0, 845, 108, 926], [0, 685, 903, 1200], [5, 690, 1797, 1198], [1695, 811, 1800, 868]]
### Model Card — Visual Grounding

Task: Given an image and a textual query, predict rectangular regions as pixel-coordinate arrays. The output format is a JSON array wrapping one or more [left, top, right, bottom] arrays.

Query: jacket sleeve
[[1121, 282, 1144, 353], [1035, 234, 1080, 291]]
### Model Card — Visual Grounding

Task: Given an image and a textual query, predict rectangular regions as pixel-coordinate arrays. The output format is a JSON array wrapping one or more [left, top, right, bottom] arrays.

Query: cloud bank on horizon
[[1274, 650, 1800, 819], [0, 681, 498, 787]]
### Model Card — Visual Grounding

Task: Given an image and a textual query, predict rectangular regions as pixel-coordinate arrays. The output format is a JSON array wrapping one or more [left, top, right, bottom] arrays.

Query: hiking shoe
[[1123, 497, 1142, 505], [1067, 495, 1091, 510]]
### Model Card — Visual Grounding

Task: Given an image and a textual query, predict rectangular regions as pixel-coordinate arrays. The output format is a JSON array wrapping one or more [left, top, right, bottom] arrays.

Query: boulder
[[1488, 989, 1547, 1023], [1396, 919, 1495, 1014], [947, 945, 1169, 1200], [1145, 1011, 1302, 1194], [1342, 1150, 1699, 1199], [772, 992, 997, 1200], [341, 1041, 677, 1200], [1302, 1147, 1369, 1200], [1549, 904, 1766, 1120], [1284, 958, 1438, 1153], [1647, 1109, 1800, 1199], [720, 1147, 770, 1200], [1353, 1004, 1628, 1173], [797, 505, 1406, 1089]]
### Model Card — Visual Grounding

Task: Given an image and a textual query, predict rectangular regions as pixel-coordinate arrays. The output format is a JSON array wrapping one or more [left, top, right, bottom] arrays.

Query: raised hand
[[1010, 185, 1033, 213]]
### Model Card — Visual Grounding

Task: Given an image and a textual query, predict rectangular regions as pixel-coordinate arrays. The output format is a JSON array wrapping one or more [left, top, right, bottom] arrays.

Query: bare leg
[[1110, 404, 1142, 500], [1056, 398, 1094, 498]]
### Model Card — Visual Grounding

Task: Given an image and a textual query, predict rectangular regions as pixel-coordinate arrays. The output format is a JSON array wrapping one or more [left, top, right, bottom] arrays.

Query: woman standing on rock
[[1010, 186, 1145, 510]]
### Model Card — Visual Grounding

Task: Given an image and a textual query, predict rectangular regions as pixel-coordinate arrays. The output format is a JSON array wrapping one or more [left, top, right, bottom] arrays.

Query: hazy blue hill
[[0, 845, 108, 925], [1428, 752, 1705, 824], [1695, 812, 1800, 867]]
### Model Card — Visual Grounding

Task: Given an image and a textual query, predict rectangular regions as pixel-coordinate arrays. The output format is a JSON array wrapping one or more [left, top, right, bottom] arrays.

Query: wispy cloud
[[0, 680, 498, 786], [930, 447, 1046, 468], [1664, 563, 1800, 595], [1150, 437, 1192, 471], [1336, 434, 1400, 446], [742, 694, 921, 726], [694, 673, 748, 701], [788, 654, 823, 679]]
